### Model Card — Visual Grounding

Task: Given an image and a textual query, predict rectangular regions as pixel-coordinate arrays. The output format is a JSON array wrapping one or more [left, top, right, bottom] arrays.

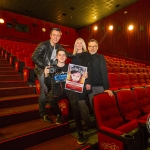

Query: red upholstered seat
[[143, 68, 148, 73], [126, 67, 133, 73], [145, 85, 150, 100], [128, 73, 140, 87], [108, 73, 121, 90], [119, 73, 131, 89], [143, 73, 150, 85], [23, 57, 36, 82], [132, 87, 150, 114], [112, 67, 120, 73], [133, 68, 138, 73], [120, 67, 127, 73], [65, 58, 71, 64], [115, 89, 148, 123], [138, 68, 144, 73], [136, 73, 147, 86], [93, 93, 143, 150]]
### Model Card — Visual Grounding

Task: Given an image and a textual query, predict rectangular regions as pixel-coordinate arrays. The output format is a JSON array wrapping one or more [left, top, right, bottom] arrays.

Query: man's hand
[[82, 72, 88, 79], [104, 90, 113, 97], [44, 66, 50, 77], [86, 84, 91, 90]]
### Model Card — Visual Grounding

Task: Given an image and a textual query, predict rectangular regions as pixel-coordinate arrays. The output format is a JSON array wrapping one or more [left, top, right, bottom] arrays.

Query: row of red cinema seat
[[108, 72, 150, 90], [93, 86, 150, 150], [107, 66, 150, 74], [0, 40, 37, 82]]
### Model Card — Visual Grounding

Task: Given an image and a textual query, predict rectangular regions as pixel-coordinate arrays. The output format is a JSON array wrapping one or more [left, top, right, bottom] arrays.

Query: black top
[[44, 64, 68, 96], [91, 53, 109, 90], [32, 40, 73, 76], [72, 51, 92, 99]]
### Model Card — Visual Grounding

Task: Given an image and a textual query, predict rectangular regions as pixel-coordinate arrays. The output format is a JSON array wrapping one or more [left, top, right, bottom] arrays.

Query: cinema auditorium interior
[[0, 0, 150, 149]]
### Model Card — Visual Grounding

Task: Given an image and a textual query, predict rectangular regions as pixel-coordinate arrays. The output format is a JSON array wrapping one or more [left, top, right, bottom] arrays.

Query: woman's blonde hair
[[73, 38, 87, 55]]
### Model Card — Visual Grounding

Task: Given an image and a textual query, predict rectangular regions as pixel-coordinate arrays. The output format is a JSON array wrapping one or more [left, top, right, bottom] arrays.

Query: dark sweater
[[91, 53, 109, 90]]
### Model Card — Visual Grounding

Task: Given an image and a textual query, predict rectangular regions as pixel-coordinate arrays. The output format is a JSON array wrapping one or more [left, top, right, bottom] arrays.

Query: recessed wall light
[[128, 25, 133, 30], [94, 26, 98, 30]]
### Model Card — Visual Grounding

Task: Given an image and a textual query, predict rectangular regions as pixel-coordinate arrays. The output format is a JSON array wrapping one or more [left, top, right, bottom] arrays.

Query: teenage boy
[[44, 48, 86, 145]]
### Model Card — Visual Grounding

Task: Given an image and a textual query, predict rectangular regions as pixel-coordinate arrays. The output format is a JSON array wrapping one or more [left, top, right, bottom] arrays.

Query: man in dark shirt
[[88, 39, 113, 109], [44, 48, 86, 145]]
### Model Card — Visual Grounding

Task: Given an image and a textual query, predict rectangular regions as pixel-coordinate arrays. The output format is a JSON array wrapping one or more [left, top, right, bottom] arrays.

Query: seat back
[[128, 73, 139, 87], [136, 73, 147, 86], [115, 89, 141, 120], [143, 68, 148, 73], [24, 57, 35, 68], [127, 67, 133, 73], [138, 68, 143, 73], [119, 73, 130, 89], [145, 85, 150, 100], [133, 68, 138, 74], [143, 73, 150, 85], [108, 73, 121, 90], [93, 93, 124, 129], [112, 67, 120, 73], [132, 87, 150, 114], [120, 67, 127, 73]]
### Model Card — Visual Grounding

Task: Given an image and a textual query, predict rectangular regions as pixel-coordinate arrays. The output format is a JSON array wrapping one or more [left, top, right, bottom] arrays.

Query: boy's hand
[[44, 66, 50, 77], [83, 72, 88, 79]]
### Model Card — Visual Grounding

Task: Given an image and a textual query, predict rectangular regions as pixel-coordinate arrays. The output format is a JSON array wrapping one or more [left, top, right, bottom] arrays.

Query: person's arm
[[44, 66, 51, 89], [66, 51, 74, 59], [99, 54, 109, 90], [99, 55, 113, 96], [32, 43, 46, 69], [85, 53, 92, 85], [85, 53, 92, 90]]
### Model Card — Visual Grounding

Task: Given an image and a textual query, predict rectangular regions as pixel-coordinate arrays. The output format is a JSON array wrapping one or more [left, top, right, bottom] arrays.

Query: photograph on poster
[[65, 64, 87, 93]]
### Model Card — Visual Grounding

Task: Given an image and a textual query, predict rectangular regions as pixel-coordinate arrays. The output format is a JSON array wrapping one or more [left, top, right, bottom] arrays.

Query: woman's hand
[[86, 84, 91, 90], [82, 72, 88, 79], [44, 66, 50, 77]]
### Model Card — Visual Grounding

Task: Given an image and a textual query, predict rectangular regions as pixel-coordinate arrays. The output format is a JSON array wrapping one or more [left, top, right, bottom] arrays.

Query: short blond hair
[[73, 38, 87, 55]]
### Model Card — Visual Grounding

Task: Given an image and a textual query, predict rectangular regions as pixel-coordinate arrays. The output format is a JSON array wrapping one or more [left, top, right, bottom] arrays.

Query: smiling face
[[50, 30, 61, 46], [56, 50, 66, 64], [75, 39, 83, 53], [71, 72, 82, 82], [88, 41, 98, 55]]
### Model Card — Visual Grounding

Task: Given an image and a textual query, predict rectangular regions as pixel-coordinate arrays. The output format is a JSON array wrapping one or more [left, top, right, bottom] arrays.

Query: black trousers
[[47, 89, 82, 132]]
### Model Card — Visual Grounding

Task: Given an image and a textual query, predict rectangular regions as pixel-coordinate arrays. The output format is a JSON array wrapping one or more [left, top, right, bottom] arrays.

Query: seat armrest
[[99, 126, 135, 145]]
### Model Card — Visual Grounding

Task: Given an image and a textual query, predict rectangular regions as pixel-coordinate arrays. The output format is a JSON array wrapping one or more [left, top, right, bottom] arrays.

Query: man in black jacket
[[32, 28, 67, 122], [88, 39, 113, 109]]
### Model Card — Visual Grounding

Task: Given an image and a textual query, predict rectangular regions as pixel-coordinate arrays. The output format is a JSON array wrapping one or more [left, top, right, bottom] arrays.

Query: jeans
[[78, 100, 92, 127], [88, 86, 104, 109], [38, 72, 48, 118], [48, 89, 82, 132]]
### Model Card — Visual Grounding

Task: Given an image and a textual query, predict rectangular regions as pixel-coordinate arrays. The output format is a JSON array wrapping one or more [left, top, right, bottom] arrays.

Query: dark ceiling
[[0, 0, 138, 29]]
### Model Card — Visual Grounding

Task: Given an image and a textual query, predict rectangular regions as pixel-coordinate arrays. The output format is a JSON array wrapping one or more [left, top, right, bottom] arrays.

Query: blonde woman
[[72, 38, 93, 130]]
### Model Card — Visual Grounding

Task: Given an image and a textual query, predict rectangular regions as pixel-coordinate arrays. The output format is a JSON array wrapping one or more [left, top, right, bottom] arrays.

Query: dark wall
[[78, 0, 150, 62], [0, 10, 78, 47]]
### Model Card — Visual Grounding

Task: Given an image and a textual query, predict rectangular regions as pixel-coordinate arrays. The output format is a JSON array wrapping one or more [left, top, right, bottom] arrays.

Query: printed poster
[[65, 64, 87, 93]]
